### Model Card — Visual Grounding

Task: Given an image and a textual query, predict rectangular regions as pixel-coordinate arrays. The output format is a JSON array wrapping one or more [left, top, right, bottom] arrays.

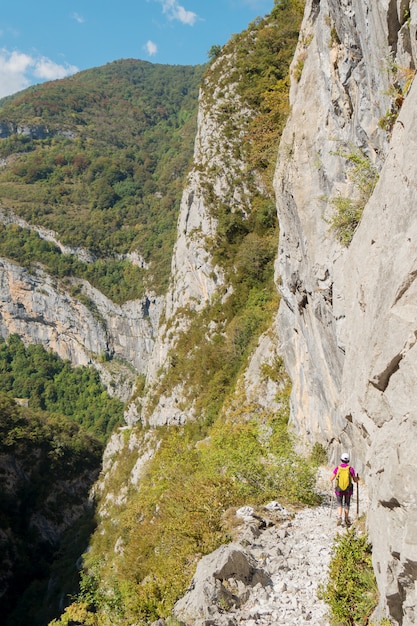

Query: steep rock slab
[[275, 0, 417, 622], [274, 0, 393, 447], [340, 80, 417, 625]]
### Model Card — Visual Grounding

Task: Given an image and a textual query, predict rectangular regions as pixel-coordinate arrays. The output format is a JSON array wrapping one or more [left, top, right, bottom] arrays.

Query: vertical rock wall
[[340, 81, 417, 625], [275, 0, 417, 622], [275, 0, 391, 447], [135, 55, 260, 426], [0, 259, 161, 400]]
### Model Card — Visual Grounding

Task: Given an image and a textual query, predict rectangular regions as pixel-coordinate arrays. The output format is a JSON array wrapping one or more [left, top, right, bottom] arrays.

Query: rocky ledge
[[157, 470, 370, 626]]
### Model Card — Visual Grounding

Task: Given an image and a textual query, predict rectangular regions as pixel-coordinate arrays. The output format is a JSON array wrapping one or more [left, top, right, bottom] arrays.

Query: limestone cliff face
[[141, 87, 230, 398], [0, 258, 162, 401], [341, 85, 417, 625], [128, 55, 259, 426], [275, 0, 392, 444], [274, 0, 417, 622]]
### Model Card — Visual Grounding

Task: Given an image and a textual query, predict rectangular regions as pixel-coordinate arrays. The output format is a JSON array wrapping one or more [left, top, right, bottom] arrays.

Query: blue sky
[[0, 0, 273, 98]]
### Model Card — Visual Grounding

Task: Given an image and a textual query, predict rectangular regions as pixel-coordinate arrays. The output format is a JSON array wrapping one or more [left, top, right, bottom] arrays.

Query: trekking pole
[[329, 487, 334, 518], [356, 475, 360, 519]]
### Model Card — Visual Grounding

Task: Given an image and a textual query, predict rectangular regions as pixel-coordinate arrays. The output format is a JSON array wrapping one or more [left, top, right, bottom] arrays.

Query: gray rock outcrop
[[173, 543, 271, 626], [0, 120, 75, 140], [274, 0, 417, 622], [0, 258, 162, 400]]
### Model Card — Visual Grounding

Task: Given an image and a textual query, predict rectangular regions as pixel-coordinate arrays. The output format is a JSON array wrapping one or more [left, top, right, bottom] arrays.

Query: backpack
[[336, 465, 352, 491]]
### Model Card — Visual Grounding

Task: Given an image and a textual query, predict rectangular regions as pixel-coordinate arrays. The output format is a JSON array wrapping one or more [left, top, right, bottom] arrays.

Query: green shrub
[[378, 60, 415, 134], [56, 394, 320, 625], [328, 147, 379, 246], [328, 196, 365, 247], [318, 527, 379, 625], [310, 441, 328, 466]]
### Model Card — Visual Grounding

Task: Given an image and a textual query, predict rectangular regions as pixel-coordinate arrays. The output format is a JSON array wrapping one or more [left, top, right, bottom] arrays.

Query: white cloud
[[0, 50, 32, 97], [71, 12, 85, 24], [161, 0, 198, 25], [0, 49, 79, 98], [33, 57, 78, 80], [145, 40, 158, 56]]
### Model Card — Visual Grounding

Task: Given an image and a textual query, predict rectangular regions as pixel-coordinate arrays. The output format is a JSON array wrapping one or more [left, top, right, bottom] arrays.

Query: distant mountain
[[0, 60, 205, 301]]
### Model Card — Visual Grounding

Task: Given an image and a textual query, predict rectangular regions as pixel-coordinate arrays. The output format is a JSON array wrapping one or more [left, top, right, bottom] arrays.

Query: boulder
[[173, 543, 271, 626]]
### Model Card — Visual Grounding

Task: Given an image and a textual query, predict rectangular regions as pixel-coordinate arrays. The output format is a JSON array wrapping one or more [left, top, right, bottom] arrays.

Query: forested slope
[[0, 60, 204, 301]]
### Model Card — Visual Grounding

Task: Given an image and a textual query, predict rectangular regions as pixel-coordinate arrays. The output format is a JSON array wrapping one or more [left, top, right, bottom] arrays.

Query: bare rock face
[[339, 82, 417, 625], [0, 121, 51, 140], [0, 259, 162, 400], [243, 319, 287, 413], [134, 56, 259, 426], [173, 543, 271, 626], [164, 58, 251, 323], [275, 0, 417, 621], [275, 0, 392, 446]]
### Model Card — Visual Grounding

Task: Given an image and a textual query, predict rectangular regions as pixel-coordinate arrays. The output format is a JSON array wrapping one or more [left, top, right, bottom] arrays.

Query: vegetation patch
[[0, 208, 286, 310], [318, 526, 379, 626], [0, 60, 205, 296], [0, 393, 102, 626], [378, 56, 415, 134], [148, 286, 279, 424], [0, 334, 124, 440], [0, 335, 126, 624], [0, 223, 147, 303], [51, 391, 320, 625], [328, 146, 379, 246], [200, 0, 304, 268]]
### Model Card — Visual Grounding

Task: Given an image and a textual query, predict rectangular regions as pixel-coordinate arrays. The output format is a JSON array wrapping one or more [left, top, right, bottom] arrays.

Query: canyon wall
[[275, 0, 417, 622], [0, 258, 162, 401], [1, 2, 417, 621]]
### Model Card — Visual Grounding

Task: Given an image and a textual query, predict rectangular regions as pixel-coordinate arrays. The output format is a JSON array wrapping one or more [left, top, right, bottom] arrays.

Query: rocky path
[[234, 497, 340, 625], [173, 467, 368, 626], [231, 469, 367, 625]]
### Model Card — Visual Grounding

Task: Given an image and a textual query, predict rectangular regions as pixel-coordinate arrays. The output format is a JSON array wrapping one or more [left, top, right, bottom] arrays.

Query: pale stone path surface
[[225, 470, 367, 626], [171, 468, 368, 626], [231, 501, 338, 625]]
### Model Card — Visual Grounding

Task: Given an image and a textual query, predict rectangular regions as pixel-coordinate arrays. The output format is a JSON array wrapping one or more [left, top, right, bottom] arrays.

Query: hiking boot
[[336, 518, 342, 526], [345, 518, 352, 527]]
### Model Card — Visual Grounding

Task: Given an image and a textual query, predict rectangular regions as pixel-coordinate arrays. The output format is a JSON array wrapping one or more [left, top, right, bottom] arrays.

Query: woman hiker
[[330, 452, 359, 527]]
